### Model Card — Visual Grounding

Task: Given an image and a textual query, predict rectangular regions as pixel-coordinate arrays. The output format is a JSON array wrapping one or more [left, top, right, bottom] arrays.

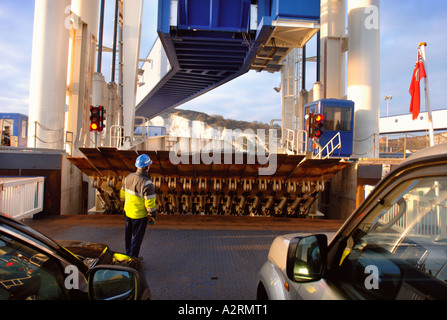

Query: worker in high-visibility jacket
[[120, 154, 156, 258]]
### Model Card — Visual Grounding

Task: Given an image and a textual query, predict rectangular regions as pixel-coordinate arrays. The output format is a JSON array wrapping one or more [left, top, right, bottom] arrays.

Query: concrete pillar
[[320, 0, 347, 99], [28, 0, 71, 149], [347, 0, 380, 158], [122, 0, 144, 149]]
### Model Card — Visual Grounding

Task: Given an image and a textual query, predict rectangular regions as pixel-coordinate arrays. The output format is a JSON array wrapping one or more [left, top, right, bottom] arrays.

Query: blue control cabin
[[304, 99, 354, 158], [0, 113, 28, 148]]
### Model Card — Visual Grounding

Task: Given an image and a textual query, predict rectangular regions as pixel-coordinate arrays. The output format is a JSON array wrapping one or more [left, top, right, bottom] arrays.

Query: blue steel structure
[[304, 99, 355, 157], [0, 113, 28, 148], [136, 0, 320, 118]]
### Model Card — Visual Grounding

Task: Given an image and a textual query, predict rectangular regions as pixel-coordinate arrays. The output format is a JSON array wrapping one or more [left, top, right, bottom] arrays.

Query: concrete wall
[[326, 163, 358, 220], [61, 154, 85, 215], [324, 159, 402, 220]]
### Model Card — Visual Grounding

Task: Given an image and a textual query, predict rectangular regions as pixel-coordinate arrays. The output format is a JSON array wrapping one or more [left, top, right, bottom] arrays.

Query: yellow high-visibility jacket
[[120, 169, 156, 219]]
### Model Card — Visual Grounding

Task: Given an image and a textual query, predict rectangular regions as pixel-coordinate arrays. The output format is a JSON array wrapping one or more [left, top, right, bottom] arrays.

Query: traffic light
[[314, 114, 324, 138], [89, 106, 104, 132], [306, 113, 315, 138]]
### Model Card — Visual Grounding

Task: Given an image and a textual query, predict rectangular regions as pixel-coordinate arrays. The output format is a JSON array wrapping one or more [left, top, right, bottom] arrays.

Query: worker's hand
[[148, 216, 156, 225]]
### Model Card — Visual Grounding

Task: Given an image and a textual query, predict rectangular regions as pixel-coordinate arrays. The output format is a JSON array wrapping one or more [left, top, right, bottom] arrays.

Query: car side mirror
[[88, 265, 140, 300], [286, 234, 328, 283]]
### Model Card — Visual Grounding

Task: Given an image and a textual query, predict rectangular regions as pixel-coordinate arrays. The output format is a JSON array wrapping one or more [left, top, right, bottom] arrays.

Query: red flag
[[409, 49, 426, 120]]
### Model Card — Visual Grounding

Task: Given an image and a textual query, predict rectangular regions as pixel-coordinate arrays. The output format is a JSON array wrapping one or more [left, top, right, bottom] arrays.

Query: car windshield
[[0, 218, 86, 269], [0, 232, 67, 300], [363, 177, 447, 277], [338, 176, 447, 299]]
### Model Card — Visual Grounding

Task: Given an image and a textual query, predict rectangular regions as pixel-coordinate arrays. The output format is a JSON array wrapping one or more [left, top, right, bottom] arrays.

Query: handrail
[[285, 129, 295, 154], [110, 125, 124, 148], [285, 129, 308, 155], [314, 132, 342, 159]]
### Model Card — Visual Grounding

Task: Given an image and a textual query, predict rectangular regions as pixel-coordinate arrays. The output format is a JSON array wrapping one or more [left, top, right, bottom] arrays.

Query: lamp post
[[384, 95, 392, 117], [384, 95, 392, 152]]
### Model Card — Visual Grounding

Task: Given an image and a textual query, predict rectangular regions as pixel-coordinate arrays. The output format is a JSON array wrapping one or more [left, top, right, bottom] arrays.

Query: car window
[[336, 176, 447, 299], [0, 233, 68, 300]]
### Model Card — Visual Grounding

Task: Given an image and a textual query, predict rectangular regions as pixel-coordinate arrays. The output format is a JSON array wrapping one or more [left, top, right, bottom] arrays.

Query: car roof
[[402, 142, 447, 166]]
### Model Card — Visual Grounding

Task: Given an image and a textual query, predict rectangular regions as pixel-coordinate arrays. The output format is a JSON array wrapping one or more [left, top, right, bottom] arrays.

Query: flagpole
[[418, 42, 435, 147]]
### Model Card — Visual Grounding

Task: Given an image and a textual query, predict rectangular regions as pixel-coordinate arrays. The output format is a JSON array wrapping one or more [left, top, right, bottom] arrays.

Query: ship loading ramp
[[68, 1, 336, 217], [67, 148, 350, 217], [135, 0, 320, 119]]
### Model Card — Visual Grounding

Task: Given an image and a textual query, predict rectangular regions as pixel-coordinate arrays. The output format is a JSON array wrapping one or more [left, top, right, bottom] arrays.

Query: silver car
[[257, 143, 447, 300]]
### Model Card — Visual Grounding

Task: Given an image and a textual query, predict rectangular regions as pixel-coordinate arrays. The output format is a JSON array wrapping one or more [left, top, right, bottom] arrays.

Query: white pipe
[[70, 0, 100, 39], [312, 82, 323, 101], [347, 0, 380, 158], [28, 0, 71, 149], [122, 0, 144, 149]]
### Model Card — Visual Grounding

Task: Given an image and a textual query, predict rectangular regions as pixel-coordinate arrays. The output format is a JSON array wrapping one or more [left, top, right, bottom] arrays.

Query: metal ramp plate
[[67, 148, 349, 184], [288, 158, 350, 181]]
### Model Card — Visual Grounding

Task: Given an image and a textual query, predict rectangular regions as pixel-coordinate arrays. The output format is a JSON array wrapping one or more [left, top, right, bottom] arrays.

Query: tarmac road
[[26, 214, 344, 300]]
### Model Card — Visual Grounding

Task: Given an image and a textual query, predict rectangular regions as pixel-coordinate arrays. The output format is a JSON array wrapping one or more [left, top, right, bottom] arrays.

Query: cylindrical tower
[[347, 0, 380, 158], [28, 0, 71, 149], [320, 0, 347, 100]]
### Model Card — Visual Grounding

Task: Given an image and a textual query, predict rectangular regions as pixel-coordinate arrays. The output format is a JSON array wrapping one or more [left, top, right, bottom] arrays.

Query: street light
[[384, 95, 392, 117], [383, 95, 392, 153]]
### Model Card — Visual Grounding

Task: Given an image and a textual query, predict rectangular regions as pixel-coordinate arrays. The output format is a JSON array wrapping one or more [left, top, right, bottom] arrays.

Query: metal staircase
[[314, 132, 342, 159]]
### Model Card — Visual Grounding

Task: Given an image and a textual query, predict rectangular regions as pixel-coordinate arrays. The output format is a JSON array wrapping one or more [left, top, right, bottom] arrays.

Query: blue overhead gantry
[[135, 0, 320, 118]]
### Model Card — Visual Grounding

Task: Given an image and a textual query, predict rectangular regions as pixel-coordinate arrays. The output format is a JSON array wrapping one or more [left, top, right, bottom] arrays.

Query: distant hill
[[159, 108, 280, 133]]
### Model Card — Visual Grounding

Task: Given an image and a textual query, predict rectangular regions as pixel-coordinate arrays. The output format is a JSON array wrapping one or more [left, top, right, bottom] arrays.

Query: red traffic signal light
[[314, 113, 324, 138], [307, 113, 325, 139], [315, 114, 324, 122], [89, 106, 104, 132]]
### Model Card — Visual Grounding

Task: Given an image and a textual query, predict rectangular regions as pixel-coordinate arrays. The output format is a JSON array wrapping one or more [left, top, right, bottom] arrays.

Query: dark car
[[0, 214, 151, 300], [258, 143, 447, 300]]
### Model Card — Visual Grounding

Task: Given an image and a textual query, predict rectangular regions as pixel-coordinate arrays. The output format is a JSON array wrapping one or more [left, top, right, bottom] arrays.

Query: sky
[[0, 0, 446, 124]]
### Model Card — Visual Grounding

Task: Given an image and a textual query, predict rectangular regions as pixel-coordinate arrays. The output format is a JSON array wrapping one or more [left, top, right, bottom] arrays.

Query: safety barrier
[[284, 129, 308, 155], [314, 132, 342, 159], [0, 177, 45, 220]]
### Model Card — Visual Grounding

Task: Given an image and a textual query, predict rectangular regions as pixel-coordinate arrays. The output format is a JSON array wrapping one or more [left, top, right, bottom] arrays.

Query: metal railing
[[314, 132, 342, 159], [380, 132, 447, 158], [284, 129, 308, 155], [0, 177, 45, 220], [110, 125, 124, 148], [30, 121, 65, 150], [28, 121, 76, 155]]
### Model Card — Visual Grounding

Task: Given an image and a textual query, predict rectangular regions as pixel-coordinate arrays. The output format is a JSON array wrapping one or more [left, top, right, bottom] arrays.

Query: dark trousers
[[125, 216, 148, 257]]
